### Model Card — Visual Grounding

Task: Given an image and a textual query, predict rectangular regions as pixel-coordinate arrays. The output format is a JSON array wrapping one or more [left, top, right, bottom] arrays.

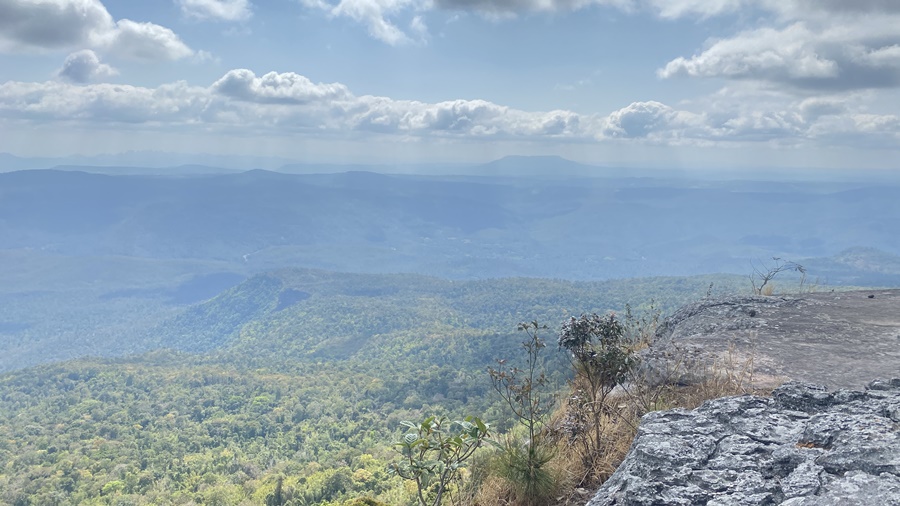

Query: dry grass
[[475, 343, 764, 506], [464, 307, 769, 506], [666, 344, 764, 411]]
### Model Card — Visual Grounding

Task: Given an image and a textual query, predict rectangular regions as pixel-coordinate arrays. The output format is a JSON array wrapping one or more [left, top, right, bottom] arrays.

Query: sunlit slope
[[148, 268, 748, 369]]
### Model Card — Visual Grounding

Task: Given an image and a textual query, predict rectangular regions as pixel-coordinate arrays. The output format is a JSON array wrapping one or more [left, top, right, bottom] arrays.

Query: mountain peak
[[478, 155, 601, 177]]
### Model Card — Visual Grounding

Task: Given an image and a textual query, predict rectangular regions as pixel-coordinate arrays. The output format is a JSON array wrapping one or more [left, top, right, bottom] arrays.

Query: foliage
[[391, 416, 493, 506], [557, 313, 638, 481], [0, 359, 416, 505], [487, 322, 558, 505]]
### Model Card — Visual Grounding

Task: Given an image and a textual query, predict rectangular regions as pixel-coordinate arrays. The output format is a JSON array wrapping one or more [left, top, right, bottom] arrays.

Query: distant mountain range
[[1, 168, 899, 280], [4, 152, 899, 181], [2, 164, 899, 372]]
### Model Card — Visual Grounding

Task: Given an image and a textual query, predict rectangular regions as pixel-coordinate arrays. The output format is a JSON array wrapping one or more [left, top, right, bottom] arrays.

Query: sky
[[1, 0, 899, 170]]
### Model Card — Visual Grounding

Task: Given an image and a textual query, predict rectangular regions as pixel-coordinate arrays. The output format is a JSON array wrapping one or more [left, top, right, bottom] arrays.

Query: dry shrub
[[531, 341, 762, 506], [466, 310, 766, 506]]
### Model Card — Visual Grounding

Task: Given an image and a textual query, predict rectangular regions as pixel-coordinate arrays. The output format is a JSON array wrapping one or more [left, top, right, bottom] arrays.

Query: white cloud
[[604, 101, 675, 137], [0, 79, 211, 123], [0, 0, 115, 51], [656, 2, 900, 92], [0, 0, 199, 61], [103, 19, 196, 61], [300, 0, 419, 45], [0, 69, 595, 139], [177, 0, 253, 21], [1, 69, 898, 151], [212, 69, 352, 103], [56, 49, 118, 83], [659, 23, 840, 81]]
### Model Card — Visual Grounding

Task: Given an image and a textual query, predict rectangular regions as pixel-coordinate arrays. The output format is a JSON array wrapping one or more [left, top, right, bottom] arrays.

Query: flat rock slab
[[589, 380, 900, 506], [651, 289, 900, 390]]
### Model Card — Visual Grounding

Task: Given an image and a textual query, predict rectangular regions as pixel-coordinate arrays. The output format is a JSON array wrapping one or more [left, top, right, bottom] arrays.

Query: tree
[[558, 313, 637, 474], [391, 415, 493, 506], [265, 477, 285, 506], [749, 257, 806, 295], [488, 321, 557, 505]]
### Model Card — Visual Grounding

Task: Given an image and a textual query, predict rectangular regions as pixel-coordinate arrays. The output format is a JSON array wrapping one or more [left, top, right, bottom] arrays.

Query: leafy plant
[[488, 321, 558, 505], [557, 313, 637, 479], [391, 415, 493, 506]]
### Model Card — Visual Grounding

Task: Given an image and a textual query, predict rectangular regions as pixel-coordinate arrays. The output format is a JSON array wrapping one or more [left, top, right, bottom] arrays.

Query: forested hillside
[[0, 270, 750, 505]]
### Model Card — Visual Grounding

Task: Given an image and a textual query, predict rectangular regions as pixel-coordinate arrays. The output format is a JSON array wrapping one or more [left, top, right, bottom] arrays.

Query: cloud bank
[[1, 69, 897, 150]]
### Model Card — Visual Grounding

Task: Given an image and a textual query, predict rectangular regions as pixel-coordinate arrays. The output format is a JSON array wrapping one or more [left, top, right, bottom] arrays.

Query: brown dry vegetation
[[466, 323, 767, 506]]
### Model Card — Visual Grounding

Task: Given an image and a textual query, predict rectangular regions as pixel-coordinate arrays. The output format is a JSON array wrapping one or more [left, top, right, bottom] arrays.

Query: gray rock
[[640, 290, 900, 390], [588, 380, 900, 506]]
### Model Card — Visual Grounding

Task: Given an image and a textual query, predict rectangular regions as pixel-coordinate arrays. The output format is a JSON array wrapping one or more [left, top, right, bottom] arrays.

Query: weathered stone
[[780, 471, 900, 506], [588, 381, 900, 506], [641, 290, 900, 390]]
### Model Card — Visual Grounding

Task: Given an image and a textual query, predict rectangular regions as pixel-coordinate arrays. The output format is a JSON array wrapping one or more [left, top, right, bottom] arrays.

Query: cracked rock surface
[[588, 380, 900, 506]]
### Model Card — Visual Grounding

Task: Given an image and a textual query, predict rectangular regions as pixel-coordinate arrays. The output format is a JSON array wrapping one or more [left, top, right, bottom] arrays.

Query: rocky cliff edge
[[589, 379, 900, 505]]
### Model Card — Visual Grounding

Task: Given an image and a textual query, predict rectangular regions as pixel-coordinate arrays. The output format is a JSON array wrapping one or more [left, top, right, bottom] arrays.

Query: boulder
[[588, 380, 900, 505]]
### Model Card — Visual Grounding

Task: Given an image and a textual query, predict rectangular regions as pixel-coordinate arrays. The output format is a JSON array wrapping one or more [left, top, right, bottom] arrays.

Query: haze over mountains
[[1, 155, 898, 373], [2, 160, 899, 279]]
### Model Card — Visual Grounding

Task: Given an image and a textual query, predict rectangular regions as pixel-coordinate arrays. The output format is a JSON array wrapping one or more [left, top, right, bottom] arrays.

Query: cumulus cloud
[[1, 69, 898, 150], [212, 69, 352, 104], [0, 0, 115, 50], [177, 0, 253, 21], [603, 101, 697, 138], [0, 0, 198, 61], [659, 24, 839, 81], [659, 22, 900, 90], [0, 69, 595, 139], [103, 19, 195, 61], [56, 49, 118, 83], [0, 79, 211, 123], [656, 2, 900, 91]]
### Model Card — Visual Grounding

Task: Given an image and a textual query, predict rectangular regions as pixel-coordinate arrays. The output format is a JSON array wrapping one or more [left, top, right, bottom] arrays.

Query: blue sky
[[1, 0, 899, 170]]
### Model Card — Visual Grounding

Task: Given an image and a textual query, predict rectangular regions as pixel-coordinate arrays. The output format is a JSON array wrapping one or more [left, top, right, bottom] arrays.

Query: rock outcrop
[[588, 379, 900, 505], [641, 290, 900, 389]]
